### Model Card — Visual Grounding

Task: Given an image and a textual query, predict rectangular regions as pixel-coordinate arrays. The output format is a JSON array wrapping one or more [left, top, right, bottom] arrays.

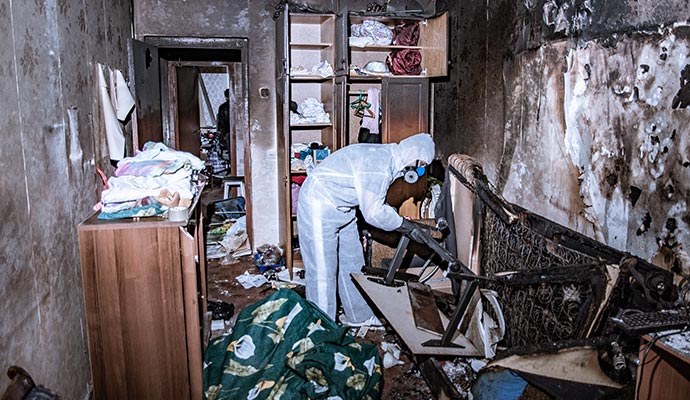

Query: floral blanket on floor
[[203, 289, 382, 400]]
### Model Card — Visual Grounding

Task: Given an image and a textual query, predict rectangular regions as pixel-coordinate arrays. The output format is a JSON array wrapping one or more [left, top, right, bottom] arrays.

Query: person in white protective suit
[[297, 133, 435, 325]]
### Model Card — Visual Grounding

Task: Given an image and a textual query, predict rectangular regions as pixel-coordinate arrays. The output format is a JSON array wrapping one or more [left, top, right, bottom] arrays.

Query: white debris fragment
[[470, 358, 487, 372], [380, 341, 403, 369], [235, 271, 268, 289]]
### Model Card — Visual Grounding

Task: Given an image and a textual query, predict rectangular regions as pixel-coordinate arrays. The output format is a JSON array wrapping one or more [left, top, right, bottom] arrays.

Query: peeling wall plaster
[[436, 0, 690, 275], [497, 29, 690, 273], [561, 28, 690, 273]]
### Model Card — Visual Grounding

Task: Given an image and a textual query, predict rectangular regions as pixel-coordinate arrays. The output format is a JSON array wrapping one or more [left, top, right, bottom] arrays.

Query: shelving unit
[[347, 13, 448, 79], [276, 7, 448, 272], [277, 8, 339, 271]]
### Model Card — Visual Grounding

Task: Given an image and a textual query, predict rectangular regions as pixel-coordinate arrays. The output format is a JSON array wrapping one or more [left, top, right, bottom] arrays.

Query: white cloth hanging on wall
[[361, 87, 380, 134], [98, 63, 124, 161], [99, 65, 136, 161], [113, 69, 135, 122]]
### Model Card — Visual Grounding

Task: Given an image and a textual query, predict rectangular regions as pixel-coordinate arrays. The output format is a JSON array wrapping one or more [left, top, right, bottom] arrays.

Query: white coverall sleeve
[[354, 173, 403, 231]]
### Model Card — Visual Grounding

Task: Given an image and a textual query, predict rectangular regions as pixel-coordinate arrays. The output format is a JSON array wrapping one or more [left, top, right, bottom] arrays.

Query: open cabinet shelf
[[348, 13, 448, 78], [277, 8, 339, 272]]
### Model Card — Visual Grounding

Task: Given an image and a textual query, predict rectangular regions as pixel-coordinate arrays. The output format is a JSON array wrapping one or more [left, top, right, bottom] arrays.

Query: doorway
[[163, 62, 244, 176], [131, 37, 251, 237]]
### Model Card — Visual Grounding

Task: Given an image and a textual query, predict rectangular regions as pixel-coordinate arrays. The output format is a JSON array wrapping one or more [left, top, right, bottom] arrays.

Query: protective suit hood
[[391, 133, 435, 172]]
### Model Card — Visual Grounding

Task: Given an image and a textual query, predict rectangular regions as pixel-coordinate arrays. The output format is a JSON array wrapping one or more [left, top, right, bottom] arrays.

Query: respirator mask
[[403, 161, 427, 184]]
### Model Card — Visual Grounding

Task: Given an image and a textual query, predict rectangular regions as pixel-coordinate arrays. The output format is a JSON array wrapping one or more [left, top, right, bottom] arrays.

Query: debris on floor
[[440, 358, 480, 397], [200, 153, 690, 399], [235, 271, 269, 289], [381, 341, 404, 368], [207, 216, 251, 265]]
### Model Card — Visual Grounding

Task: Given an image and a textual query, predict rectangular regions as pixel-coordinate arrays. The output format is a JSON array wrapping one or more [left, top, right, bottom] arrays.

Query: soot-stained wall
[[132, 0, 424, 250], [435, 0, 690, 274], [133, 0, 297, 249], [0, 0, 132, 398]]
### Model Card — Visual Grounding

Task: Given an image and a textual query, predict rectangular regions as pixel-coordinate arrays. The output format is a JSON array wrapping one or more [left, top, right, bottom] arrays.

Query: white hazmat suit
[[297, 133, 435, 324]]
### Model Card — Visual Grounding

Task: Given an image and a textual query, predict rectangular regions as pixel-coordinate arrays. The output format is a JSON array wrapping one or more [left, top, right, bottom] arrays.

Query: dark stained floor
[[200, 184, 435, 398], [200, 185, 551, 399]]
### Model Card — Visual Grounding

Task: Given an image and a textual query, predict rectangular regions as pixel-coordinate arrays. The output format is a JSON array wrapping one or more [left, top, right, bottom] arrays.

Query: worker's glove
[[396, 218, 427, 244]]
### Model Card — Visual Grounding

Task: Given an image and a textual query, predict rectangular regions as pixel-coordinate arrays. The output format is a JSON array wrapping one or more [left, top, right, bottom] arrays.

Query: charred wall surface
[[134, 0, 294, 249], [131, 0, 428, 252], [435, 0, 690, 273], [0, 0, 132, 398]]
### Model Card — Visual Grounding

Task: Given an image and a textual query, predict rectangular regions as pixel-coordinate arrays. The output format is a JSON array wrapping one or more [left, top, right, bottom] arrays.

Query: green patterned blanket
[[203, 289, 382, 400]]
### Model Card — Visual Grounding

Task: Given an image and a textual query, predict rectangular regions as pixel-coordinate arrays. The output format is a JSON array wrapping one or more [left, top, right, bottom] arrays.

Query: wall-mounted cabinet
[[347, 13, 448, 78]]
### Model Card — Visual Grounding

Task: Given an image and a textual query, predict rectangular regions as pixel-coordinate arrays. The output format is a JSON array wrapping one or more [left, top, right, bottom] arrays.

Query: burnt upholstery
[[444, 154, 677, 348]]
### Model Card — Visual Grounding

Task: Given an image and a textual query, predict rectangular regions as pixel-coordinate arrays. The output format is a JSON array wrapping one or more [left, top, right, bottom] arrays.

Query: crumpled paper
[[235, 271, 268, 289]]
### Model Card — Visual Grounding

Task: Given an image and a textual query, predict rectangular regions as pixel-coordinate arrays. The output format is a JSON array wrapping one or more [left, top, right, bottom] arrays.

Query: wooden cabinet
[[276, 6, 340, 270], [636, 335, 690, 399], [276, 7, 448, 270], [77, 203, 206, 400], [343, 12, 445, 146]]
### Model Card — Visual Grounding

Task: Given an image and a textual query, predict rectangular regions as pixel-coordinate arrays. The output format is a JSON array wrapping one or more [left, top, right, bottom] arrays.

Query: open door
[[175, 66, 201, 157], [275, 4, 293, 271], [132, 36, 253, 246], [131, 39, 162, 148]]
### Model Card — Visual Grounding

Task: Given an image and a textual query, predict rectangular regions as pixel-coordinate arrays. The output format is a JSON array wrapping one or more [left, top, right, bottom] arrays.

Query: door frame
[[142, 36, 252, 239]]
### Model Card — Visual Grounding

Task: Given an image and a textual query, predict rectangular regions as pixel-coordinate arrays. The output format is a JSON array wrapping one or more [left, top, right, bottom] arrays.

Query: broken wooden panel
[[352, 274, 483, 357], [489, 346, 624, 397], [408, 281, 445, 335]]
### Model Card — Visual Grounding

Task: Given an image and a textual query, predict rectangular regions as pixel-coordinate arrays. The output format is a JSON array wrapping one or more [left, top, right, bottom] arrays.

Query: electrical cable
[[418, 259, 440, 283], [634, 327, 687, 400]]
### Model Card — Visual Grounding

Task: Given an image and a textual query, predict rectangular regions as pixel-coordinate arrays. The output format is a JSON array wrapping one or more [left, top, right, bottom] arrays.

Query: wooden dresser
[[77, 202, 206, 399], [636, 334, 690, 400]]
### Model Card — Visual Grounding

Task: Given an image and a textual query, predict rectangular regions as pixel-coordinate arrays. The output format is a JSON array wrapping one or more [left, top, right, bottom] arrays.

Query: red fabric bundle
[[291, 175, 307, 185], [392, 23, 420, 46], [386, 49, 422, 75]]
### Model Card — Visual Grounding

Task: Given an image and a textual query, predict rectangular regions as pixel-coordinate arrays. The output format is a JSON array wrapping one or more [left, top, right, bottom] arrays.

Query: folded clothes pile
[[98, 142, 205, 220], [290, 97, 331, 125], [349, 19, 393, 47]]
